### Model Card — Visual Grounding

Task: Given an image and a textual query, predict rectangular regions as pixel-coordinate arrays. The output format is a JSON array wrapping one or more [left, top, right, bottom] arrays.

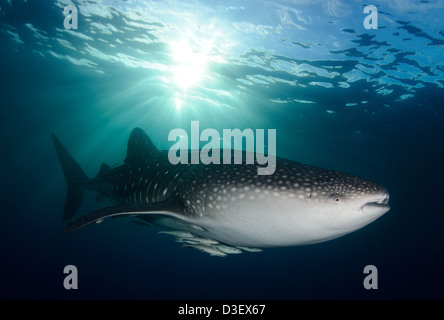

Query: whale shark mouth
[[361, 193, 390, 214], [373, 193, 389, 205]]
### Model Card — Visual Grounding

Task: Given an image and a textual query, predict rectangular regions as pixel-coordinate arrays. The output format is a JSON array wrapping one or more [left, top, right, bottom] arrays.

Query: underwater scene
[[1, 0, 443, 300]]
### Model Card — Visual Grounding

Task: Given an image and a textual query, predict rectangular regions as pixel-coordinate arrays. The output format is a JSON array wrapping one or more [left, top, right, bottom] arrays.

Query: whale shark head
[[180, 160, 390, 247], [301, 171, 390, 243]]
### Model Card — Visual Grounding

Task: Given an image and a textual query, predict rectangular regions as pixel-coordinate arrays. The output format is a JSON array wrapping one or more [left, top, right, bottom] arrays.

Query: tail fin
[[51, 133, 89, 221]]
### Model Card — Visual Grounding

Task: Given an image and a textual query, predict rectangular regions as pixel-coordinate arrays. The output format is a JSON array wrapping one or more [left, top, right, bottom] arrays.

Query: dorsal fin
[[124, 128, 158, 163]]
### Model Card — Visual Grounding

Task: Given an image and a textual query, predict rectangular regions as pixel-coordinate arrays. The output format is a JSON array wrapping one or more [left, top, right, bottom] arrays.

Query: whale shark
[[51, 128, 390, 256]]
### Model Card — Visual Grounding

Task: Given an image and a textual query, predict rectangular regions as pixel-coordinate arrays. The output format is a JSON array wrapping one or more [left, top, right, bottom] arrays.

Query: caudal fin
[[51, 133, 89, 221]]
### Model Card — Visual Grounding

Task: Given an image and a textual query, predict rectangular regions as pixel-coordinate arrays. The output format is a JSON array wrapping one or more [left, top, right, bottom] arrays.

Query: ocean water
[[0, 0, 443, 300]]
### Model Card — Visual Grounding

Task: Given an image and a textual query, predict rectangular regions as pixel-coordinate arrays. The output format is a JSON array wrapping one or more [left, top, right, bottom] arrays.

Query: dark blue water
[[1, 0, 443, 299]]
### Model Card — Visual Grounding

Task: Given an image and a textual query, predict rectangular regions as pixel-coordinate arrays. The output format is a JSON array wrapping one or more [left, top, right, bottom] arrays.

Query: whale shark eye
[[329, 192, 341, 202]]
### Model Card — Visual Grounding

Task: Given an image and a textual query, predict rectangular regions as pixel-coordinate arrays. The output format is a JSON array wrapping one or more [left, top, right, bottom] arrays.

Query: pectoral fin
[[64, 198, 186, 232]]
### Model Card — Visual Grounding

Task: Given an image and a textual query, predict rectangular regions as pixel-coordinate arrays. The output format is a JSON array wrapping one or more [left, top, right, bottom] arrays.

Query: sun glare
[[170, 39, 208, 90]]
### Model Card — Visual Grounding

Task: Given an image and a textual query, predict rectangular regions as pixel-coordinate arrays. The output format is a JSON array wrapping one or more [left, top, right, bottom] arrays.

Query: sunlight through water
[[170, 39, 208, 91]]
